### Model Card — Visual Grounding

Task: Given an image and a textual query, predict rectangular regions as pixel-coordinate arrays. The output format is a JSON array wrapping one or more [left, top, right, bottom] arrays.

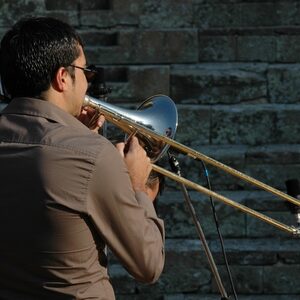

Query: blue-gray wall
[[1, 1, 300, 299]]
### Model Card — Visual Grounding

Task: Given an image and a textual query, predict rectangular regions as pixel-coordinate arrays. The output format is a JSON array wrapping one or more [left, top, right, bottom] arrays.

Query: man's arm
[[86, 138, 165, 283]]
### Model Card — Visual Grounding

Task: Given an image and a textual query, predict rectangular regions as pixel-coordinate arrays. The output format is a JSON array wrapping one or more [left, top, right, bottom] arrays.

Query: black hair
[[0, 17, 83, 98]]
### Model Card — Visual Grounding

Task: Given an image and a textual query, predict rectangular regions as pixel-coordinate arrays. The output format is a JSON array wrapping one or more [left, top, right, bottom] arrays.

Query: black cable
[[199, 159, 238, 300]]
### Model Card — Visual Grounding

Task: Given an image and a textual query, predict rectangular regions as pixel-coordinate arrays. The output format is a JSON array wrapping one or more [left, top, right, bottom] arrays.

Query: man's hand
[[77, 106, 105, 133], [116, 136, 152, 195], [145, 177, 160, 202]]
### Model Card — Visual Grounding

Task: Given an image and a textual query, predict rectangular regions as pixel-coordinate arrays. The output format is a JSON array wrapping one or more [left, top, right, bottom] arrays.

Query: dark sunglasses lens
[[84, 69, 97, 82]]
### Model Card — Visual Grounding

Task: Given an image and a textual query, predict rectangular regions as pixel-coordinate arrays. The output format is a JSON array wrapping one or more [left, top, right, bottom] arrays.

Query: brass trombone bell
[[84, 94, 178, 162]]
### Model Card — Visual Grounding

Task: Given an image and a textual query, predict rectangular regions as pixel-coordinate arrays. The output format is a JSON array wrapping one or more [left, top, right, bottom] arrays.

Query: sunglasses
[[69, 64, 98, 82]]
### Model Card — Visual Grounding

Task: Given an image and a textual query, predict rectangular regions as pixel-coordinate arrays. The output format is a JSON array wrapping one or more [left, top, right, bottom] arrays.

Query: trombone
[[83, 94, 300, 237]]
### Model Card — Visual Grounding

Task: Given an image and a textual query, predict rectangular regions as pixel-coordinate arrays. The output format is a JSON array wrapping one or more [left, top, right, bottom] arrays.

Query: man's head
[[0, 17, 83, 100]]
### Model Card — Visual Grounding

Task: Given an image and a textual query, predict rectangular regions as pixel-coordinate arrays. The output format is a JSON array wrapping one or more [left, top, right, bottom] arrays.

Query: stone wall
[[1, 0, 300, 299]]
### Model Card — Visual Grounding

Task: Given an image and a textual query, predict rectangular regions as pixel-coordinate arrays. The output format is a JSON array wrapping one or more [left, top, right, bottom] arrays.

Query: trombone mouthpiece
[[83, 95, 97, 109]]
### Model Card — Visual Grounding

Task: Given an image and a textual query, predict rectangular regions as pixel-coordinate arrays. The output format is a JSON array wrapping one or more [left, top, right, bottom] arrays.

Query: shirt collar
[[1, 97, 87, 129]]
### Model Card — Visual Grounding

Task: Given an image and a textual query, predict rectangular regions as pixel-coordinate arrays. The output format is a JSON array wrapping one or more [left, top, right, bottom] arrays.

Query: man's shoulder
[[44, 125, 114, 159]]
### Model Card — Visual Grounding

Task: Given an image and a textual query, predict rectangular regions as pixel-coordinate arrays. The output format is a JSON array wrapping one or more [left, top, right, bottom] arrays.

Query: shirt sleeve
[[86, 140, 165, 283]]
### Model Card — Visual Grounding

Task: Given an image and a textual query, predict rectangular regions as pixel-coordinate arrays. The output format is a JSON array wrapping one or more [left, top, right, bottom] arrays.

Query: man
[[0, 17, 165, 299]]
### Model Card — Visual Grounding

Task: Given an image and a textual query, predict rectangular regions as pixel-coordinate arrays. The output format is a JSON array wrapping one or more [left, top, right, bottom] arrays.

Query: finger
[[131, 136, 139, 145], [84, 106, 96, 115], [115, 142, 125, 158], [90, 125, 100, 133], [97, 115, 105, 128], [123, 132, 137, 154], [128, 136, 139, 151], [80, 108, 88, 115]]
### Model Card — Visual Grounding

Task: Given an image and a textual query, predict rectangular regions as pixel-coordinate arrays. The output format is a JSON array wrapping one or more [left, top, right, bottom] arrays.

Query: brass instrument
[[83, 94, 300, 236]]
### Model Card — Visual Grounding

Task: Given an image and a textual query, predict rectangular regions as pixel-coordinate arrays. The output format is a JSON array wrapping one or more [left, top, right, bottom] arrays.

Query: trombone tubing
[[152, 164, 300, 236], [84, 95, 300, 235], [94, 99, 300, 207]]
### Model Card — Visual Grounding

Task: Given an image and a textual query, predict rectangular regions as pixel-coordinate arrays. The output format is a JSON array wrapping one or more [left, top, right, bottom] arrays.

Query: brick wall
[[1, 1, 300, 299]]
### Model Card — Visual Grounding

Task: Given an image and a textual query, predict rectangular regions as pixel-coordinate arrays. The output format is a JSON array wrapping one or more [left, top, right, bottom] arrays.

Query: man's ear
[[52, 67, 69, 92]]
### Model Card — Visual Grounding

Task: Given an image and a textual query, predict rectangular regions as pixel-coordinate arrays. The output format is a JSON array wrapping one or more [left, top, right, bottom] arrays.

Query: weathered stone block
[[209, 238, 279, 265], [263, 265, 300, 293], [111, 237, 300, 296], [163, 143, 300, 191], [193, 3, 240, 29], [85, 29, 198, 64], [243, 190, 291, 212], [176, 105, 210, 146], [0, 0, 45, 27], [112, 0, 142, 15], [45, 0, 77, 10], [128, 65, 170, 100], [211, 104, 278, 145], [158, 191, 246, 239], [85, 65, 169, 102], [171, 64, 267, 104], [194, 1, 300, 28], [246, 144, 300, 165], [210, 104, 300, 145], [199, 149, 248, 190], [213, 265, 264, 294], [267, 64, 300, 103], [246, 212, 292, 238], [198, 34, 236, 62], [239, 2, 278, 27], [134, 29, 198, 64], [137, 239, 212, 294], [79, 0, 142, 28], [80, 11, 122, 28], [84, 30, 133, 64], [80, 30, 119, 46], [245, 163, 300, 190], [276, 106, 300, 143], [229, 145, 300, 191], [276, 2, 300, 26], [107, 82, 132, 101], [277, 35, 300, 62], [43, 11, 79, 27], [140, 0, 193, 28], [159, 190, 297, 239], [237, 35, 276, 62], [277, 239, 300, 264], [193, 144, 248, 167], [245, 144, 300, 192]]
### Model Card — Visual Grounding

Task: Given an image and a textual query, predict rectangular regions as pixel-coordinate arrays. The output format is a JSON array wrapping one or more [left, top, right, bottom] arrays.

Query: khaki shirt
[[0, 98, 165, 299]]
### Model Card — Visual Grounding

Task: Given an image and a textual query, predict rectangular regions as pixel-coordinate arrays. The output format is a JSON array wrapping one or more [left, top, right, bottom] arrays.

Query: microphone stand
[[168, 152, 230, 300]]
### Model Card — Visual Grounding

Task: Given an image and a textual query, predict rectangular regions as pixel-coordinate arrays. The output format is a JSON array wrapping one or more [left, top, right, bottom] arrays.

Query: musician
[[0, 17, 165, 299]]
